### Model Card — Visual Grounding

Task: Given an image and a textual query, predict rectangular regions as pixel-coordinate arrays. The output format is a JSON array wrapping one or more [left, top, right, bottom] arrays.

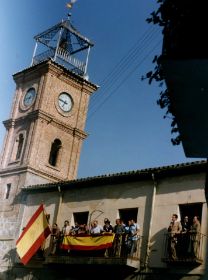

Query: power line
[[90, 26, 160, 109], [88, 39, 161, 120], [99, 26, 157, 85]]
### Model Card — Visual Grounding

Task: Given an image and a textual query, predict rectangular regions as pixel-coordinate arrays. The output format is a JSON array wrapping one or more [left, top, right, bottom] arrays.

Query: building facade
[[2, 160, 207, 280], [0, 8, 207, 280]]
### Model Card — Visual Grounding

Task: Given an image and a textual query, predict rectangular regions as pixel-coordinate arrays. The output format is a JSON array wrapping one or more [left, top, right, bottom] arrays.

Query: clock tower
[[0, 16, 98, 185], [0, 15, 98, 271]]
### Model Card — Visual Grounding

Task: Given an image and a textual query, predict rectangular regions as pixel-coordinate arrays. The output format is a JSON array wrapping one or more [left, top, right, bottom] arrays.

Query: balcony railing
[[31, 233, 143, 268], [162, 232, 206, 264]]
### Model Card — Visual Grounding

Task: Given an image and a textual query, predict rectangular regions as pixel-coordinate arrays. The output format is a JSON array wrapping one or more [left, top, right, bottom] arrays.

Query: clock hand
[[59, 98, 68, 105], [25, 95, 32, 103]]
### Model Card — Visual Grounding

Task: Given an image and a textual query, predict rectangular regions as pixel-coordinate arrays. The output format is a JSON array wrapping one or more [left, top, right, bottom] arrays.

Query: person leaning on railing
[[90, 220, 103, 234], [167, 214, 182, 261], [59, 220, 71, 255], [103, 219, 113, 257], [103, 218, 113, 233], [189, 216, 201, 259], [50, 223, 61, 255], [113, 219, 125, 257], [178, 216, 191, 258], [70, 222, 80, 235], [125, 219, 140, 257]]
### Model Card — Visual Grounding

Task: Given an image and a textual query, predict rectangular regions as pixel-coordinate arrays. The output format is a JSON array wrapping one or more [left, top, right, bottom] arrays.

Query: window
[[10, 132, 25, 162], [119, 208, 138, 226], [73, 211, 89, 225], [48, 139, 62, 166], [5, 184, 11, 199], [179, 203, 202, 223], [15, 133, 24, 160]]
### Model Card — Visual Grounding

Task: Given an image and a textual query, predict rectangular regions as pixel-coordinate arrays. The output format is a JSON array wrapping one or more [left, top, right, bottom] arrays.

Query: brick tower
[[0, 15, 98, 275]]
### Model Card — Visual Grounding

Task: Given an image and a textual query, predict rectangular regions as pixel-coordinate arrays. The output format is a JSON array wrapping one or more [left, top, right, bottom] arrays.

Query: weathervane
[[66, 0, 78, 16]]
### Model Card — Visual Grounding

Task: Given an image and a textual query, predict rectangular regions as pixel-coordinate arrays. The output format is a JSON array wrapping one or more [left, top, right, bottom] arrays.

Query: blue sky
[[0, 0, 200, 178]]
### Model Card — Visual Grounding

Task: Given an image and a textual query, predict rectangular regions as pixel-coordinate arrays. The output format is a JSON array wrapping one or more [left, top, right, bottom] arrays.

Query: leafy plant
[[142, 0, 185, 145]]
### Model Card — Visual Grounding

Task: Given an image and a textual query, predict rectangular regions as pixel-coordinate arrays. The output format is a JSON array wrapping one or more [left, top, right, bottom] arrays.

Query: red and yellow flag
[[16, 204, 51, 265], [61, 233, 115, 251]]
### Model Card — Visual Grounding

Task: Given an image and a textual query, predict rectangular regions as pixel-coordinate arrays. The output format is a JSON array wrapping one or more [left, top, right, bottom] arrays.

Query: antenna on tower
[[66, 0, 78, 20]]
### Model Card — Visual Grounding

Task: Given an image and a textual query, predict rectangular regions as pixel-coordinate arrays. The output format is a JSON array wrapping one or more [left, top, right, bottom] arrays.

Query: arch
[[49, 139, 62, 167]]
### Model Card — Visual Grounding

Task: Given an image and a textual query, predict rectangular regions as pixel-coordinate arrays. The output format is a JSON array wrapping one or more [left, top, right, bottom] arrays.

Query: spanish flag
[[61, 233, 115, 251], [16, 204, 51, 265]]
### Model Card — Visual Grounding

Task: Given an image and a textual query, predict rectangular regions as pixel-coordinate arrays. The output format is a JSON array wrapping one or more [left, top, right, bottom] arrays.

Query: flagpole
[[56, 186, 63, 225], [42, 203, 51, 256]]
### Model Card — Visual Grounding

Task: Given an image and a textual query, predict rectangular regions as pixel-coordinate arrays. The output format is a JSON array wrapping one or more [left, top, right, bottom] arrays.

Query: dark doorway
[[119, 208, 138, 225], [73, 211, 89, 225], [179, 203, 202, 223]]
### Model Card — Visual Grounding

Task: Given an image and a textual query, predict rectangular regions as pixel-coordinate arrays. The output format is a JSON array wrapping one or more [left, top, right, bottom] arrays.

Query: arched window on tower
[[5, 183, 11, 199], [49, 139, 62, 167], [16, 133, 24, 160]]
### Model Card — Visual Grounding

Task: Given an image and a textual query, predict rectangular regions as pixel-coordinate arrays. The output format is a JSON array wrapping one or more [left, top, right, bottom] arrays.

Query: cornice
[[26, 165, 67, 182], [13, 60, 99, 94], [37, 110, 87, 139], [73, 128, 88, 140], [3, 110, 88, 139], [0, 165, 29, 176], [3, 119, 15, 129], [0, 164, 65, 182], [13, 63, 49, 84]]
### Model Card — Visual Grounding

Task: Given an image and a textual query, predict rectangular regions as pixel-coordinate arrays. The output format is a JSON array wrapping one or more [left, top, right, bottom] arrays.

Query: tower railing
[[57, 48, 86, 73], [32, 49, 55, 65], [32, 48, 85, 75]]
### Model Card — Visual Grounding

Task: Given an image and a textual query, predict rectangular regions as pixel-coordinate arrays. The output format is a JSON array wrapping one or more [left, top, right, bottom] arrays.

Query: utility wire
[[89, 29, 161, 114], [88, 39, 161, 120], [99, 26, 157, 85], [90, 26, 160, 109]]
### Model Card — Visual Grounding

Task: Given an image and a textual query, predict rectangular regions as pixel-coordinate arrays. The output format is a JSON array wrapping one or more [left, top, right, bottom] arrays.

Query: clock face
[[23, 88, 36, 107], [58, 93, 73, 112]]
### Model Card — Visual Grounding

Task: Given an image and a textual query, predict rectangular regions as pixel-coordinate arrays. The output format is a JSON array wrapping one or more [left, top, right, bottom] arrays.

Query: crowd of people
[[167, 214, 201, 260], [47, 213, 202, 261], [49, 218, 140, 258]]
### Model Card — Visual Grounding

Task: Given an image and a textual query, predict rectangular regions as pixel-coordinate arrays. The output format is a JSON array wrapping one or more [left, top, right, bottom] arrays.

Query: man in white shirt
[[90, 220, 103, 234]]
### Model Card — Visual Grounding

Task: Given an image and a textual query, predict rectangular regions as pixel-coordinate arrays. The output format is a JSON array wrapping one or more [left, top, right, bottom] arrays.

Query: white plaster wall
[[149, 172, 207, 272]]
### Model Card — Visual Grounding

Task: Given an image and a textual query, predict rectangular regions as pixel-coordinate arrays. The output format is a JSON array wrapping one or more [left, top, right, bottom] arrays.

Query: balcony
[[162, 232, 206, 265], [41, 233, 142, 269]]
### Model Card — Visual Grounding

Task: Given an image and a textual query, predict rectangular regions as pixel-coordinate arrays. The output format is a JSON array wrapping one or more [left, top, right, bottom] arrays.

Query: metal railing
[[106, 233, 142, 259], [47, 233, 142, 260], [32, 49, 55, 65], [32, 48, 85, 74], [56, 48, 85, 73], [162, 232, 206, 263]]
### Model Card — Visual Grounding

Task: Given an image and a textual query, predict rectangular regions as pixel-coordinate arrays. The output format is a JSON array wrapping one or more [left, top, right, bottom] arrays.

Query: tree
[[143, 1, 208, 278], [142, 0, 208, 145]]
